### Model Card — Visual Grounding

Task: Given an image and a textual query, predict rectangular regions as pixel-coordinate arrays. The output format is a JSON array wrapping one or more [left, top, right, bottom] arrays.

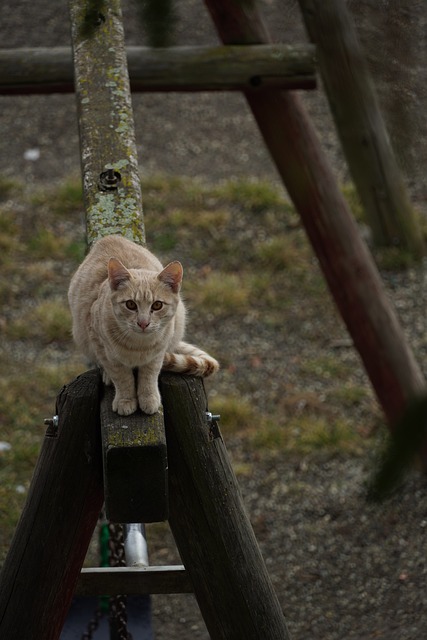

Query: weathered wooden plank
[[0, 44, 316, 94], [160, 373, 291, 640], [76, 566, 192, 595], [101, 386, 168, 523], [0, 370, 104, 640], [204, 0, 426, 432], [69, 0, 145, 247], [298, 0, 424, 255]]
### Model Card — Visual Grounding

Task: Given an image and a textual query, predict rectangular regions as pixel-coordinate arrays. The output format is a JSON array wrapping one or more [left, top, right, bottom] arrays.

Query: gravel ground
[[2, 2, 427, 639]]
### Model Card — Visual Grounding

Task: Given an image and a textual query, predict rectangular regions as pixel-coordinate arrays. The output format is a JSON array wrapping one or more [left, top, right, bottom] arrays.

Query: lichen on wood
[[69, 0, 145, 247]]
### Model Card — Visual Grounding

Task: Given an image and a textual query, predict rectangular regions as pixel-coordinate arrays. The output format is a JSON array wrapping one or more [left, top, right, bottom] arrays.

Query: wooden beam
[[76, 566, 193, 595], [69, 0, 145, 247], [0, 44, 316, 94], [0, 371, 104, 640], [160, 373, 291, 640], [204, 0, 426, 431], [101, 386, 168, 523], [298, 0, 424, 256]]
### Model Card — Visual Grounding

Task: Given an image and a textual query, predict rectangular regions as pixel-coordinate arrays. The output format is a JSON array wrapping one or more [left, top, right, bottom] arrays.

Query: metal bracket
[[206, 412, 221, 440]]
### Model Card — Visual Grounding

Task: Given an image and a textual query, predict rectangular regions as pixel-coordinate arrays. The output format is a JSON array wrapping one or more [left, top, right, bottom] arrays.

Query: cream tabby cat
[[68, 235, 219, 416]]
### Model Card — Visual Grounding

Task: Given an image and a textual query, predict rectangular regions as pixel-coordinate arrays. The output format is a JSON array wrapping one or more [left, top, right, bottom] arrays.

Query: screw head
[[99, 168, 121, 191], [44, 415, 59, 436]]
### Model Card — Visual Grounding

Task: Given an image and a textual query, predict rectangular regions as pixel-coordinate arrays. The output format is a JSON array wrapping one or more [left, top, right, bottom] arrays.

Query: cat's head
[[107, 257, 183, 335]]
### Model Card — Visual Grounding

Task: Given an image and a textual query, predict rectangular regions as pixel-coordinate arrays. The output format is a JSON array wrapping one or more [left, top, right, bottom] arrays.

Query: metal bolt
[[206, 412, 221, 423], [206, 412, 221, 440], [99, 168, 121, 191], [44, 415, 59, 437], [94, 12, 105, 26]]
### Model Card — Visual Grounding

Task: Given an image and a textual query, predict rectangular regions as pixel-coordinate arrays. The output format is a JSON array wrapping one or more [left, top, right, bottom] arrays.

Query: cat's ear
[[108, 257, 131, 290], [158, 261, 183, 293]]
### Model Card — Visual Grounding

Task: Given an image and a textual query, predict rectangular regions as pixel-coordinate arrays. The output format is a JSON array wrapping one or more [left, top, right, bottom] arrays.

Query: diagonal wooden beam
[[298, 0, 424, 255], [160, 373, 291, 639], [0, 371, 104, 640]]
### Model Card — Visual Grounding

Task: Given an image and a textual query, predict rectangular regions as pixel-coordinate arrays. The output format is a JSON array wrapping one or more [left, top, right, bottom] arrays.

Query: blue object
[[61, 595, 153, 639]]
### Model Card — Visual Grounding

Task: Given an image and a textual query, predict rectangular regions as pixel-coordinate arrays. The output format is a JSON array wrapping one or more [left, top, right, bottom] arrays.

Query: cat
[[68, 234, 219, 416]]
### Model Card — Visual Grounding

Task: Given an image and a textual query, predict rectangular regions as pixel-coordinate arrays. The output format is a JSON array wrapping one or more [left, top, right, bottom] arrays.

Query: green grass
[[250, 414, 363, 455], [6, 299, 72, 342]]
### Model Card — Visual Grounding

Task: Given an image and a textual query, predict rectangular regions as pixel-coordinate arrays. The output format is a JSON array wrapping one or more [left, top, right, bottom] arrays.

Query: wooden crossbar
[[76, 566, 193, 596], [0, 44, 316, 94]]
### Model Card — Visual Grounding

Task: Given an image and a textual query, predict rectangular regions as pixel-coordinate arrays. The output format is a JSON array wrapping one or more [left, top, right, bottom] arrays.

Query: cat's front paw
[[113, 395, 138, 416], [138, 390, 161, 415]]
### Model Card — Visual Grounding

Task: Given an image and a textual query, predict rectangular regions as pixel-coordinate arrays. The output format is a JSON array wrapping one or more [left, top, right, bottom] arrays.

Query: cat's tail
[[163, 341, 219, 377]]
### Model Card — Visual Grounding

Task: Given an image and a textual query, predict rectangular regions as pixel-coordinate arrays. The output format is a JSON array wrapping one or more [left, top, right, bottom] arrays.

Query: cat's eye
[[125, 300, 137, 311], [151, 301, 163, 311]]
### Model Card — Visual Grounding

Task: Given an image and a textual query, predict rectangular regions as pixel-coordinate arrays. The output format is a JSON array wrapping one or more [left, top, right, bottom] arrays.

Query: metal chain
[[81, 607, 103, 640], [108, 523, 132, 640]]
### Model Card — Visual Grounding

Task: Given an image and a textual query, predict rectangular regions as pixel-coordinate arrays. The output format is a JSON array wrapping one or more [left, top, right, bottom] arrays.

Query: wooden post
[[204, 0, 426, 430], [0, 371, 104, 640], [101, 386, 168, 523], [160, 373, 291, 640], [69, 0, 145, 247], [0, 44, 316, 94], [298, 0, 424, 256]]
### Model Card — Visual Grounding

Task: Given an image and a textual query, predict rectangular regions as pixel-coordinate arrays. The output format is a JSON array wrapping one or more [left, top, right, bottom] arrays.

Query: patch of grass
[[254, 233, 310, 273], [26, 229, 70, 260], [210, 391, 362, 454], [251, 414, 362, 454], [299, 355, 353, 380], [142, 174, 207, 215], [50, 177, 83, 215], [329, 383, 371, 408], [29, 177, 83, 216], [0, 177, 21, 200], [6, 299, 72, 343], [209, 394, 256, 435], [374, 246, 419, 271], [294, 416, 361, 453], [169, 208, 230, 233], [214, 178, 288, 214], [151, 231, 178, 252], [64, 238, 86, 262], [185, 272, 251, 316], [250, 420, 288, 450]]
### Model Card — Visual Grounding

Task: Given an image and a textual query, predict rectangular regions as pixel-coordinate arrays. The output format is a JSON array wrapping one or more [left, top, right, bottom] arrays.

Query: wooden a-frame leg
[[0, 370, 104, 640], [160, 373, 291, 640]]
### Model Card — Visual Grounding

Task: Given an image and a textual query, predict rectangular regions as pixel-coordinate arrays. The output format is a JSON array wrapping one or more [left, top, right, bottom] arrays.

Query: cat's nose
[[137, 319, 150, 331]]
